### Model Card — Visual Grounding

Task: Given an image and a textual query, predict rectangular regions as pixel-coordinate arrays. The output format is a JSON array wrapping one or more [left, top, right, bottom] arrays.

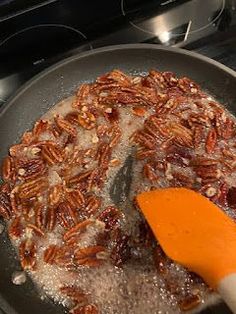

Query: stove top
[[0, 1, 235, 313]]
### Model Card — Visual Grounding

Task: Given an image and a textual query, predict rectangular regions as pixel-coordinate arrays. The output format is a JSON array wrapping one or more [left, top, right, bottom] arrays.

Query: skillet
[[0, 43, 236, 314]]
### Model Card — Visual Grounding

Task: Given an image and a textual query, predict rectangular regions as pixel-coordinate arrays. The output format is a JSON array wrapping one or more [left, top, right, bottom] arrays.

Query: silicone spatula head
[[136, 187, 236, 288]]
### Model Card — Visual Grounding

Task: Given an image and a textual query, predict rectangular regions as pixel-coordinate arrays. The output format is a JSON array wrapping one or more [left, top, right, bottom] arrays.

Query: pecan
[[55, 115, 77, 137], [35, 204, 46, 229], [55, 245, 74, 267], [96, 143, 111, 166], [171, 171, 193, 188], [146, 116, 171, 140], [70, 304, 98, 314], [33, 120, 50, 137], [8, 217, 24, 239], [9, 144, 27, 158], [168, 121, 193, 147], [108, 125, 121, 148], [190, 157, 218, 167], [18, 177, 48, 199], [21, 131, 34, 144], [78, 112, 96, 130], [132, 107, 147, 117], [68, 170, 92, 187], [74, 245, 106, 267], [98, 206, 120, 230], [19, 239, 36, 270], [222, 117, 235, 139], [57, 201, 79, 229], [44, 245, 59, 264], [41, 143, 64, 165], [63, 219, 93, 242], [60, 285, 89, 304], [97, 69, 131, 86], [48, 185, 64, 206], [178, 77, 199, 94], [103, 107, 119, 123], [133, 130, 156, 150], [2, 156, 16, 182], [84, 195, 101, 217], [66, 188, 85, 209], [136, 149, 156, 160], [16, 158, 46, 180], [178, 294, 201, 311], [0, 188, 13, 219], [227, 186, 236, 208], [143, 163, 158, 182], [193, 125, 204, 148], [45, 207, 57, 232], [27, 224, 45, 237], [65, 112, 80, 125], [111, 229, 130, 267], [73, 83, 91, 108], [205, 128, 217, 154]]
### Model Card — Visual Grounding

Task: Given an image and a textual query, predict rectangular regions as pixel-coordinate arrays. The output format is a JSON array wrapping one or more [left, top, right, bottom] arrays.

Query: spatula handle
[[218, 274, 236, 313]]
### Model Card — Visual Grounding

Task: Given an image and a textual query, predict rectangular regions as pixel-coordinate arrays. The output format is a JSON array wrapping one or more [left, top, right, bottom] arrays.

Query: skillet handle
[[218, 274, 236, 314]]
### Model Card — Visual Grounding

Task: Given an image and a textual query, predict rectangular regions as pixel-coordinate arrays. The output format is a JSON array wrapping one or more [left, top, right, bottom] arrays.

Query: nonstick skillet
[[0, 44, 236, 314]]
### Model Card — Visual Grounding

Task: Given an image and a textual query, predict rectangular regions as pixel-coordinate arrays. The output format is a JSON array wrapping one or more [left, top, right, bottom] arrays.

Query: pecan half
[[111, 229, 130, 267], [18, 177, 48, 199], [57, 201, 79, 229], [44, 245, 59, 264], [19, 239, 36, 270], [178, 294, 201, 311], [70, 304, 98, 314], [60, 285, 89, 304], [55, 116, 77, 137], [2, 156, 16, 181], [8, 217, 24, 239], [74, 245, 106, 267], [205, 128, 217, 154], [98, 206, 120, 231], [48, 185, 64, 206], [16, 158, 46, 180], [63, 219, 93, 242], [0, 188, 13, 220], [41, 143, 64, 165]]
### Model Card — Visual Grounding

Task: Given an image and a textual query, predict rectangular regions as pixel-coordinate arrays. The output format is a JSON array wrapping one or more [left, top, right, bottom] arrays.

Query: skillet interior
[[0, 44, 235, 314]]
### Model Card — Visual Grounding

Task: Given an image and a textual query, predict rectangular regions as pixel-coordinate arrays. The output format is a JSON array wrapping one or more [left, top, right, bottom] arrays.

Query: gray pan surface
[[0, 44, 235, 314]]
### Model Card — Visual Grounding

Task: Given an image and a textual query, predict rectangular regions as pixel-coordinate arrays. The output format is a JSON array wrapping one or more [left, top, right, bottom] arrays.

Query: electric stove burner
[[0, 23, 91, 102], [121, 0, 225, 43], [0, 24, 91, 65]]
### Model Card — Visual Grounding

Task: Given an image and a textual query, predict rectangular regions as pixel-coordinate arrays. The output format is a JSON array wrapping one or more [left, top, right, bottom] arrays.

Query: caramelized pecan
[[2, 156, 15, 181], [55, 116, 77, 137], [18, 177, 48, 199], [63, 219, 93, 242], [70, 304, 98, 314], [205, 128, 217, 154], [0, 188, 13, 219], [19, 239, 36, 270], [98, 206, 120, 230], [8, 217, 24, 239], [178, 294, 201, 311], [44, 245, 59, 264], [57, 201, 79, 229], [41, 143, 64, 165], [74, 245, 106, 267]]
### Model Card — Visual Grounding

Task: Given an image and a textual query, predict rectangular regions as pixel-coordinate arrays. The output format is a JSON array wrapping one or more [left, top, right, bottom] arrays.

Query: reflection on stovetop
[[0, 1, 235, 314], [0, 0, 236, 106]]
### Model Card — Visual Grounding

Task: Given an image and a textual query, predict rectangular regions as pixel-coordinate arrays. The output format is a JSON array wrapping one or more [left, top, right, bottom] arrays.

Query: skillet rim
[[1, 43, 236, 117]]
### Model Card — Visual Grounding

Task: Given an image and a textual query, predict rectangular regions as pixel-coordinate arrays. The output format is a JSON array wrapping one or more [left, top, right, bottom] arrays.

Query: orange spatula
[[136, 187, 236, 313]]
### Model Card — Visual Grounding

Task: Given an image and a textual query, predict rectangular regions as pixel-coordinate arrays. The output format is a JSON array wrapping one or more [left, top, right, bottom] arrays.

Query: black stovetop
[[0, 1, 235, 313]]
